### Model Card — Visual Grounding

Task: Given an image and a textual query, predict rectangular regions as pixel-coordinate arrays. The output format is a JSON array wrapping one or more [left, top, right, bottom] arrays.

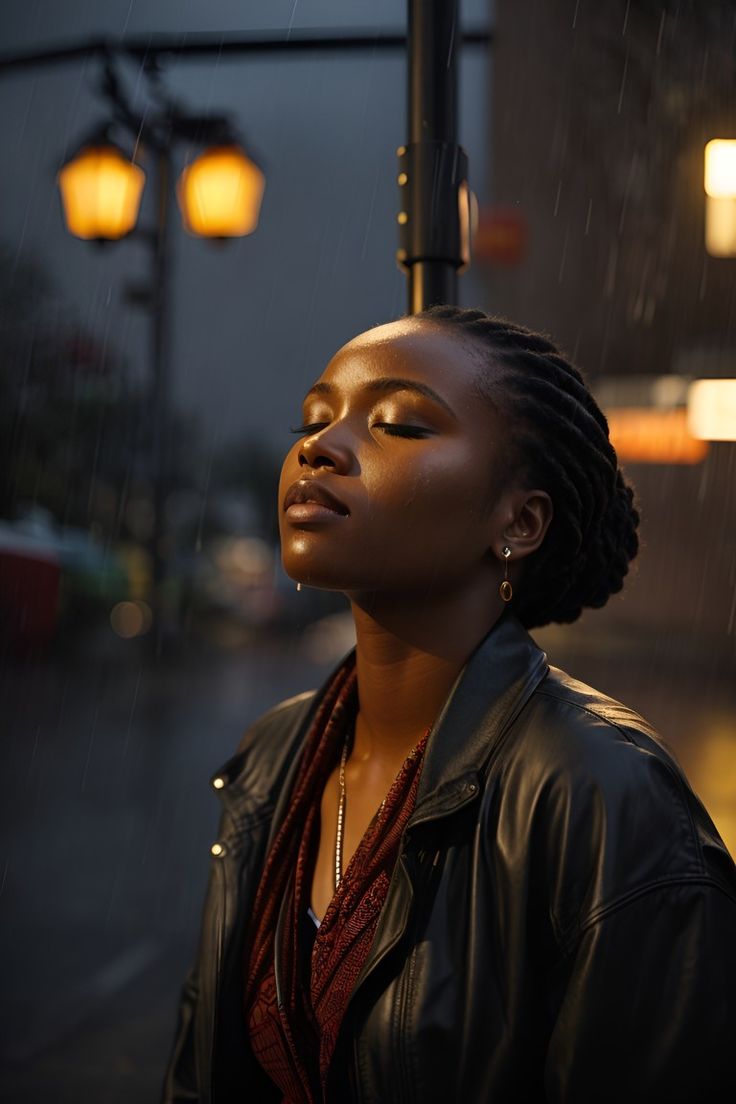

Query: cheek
[[368, 446, 485, 527]]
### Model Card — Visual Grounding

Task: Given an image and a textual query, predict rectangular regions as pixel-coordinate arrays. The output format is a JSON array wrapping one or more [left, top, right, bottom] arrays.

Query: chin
[[282, 554, 398, 597], [281, 550, 355, 592]]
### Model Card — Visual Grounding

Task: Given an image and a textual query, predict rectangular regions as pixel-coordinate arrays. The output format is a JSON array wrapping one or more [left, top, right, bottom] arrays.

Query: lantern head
[[177, 144, 265, 238], [58, 133, 145, 241]]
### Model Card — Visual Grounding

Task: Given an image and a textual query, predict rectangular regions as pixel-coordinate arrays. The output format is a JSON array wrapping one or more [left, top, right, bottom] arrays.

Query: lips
[[283, 479, 350, 516]]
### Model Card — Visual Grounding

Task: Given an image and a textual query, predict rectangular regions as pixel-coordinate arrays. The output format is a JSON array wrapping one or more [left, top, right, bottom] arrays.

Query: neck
[[348, 589, 504, 765]]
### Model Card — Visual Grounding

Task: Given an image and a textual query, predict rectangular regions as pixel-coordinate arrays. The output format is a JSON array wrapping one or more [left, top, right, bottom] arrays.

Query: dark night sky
[[0, 0, 493, 459]]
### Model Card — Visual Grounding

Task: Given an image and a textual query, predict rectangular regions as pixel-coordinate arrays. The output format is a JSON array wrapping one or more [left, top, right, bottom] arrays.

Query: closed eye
[[289, 423, 328, 435], [289, 422, 432, 439], [372, 423, 433, 439]]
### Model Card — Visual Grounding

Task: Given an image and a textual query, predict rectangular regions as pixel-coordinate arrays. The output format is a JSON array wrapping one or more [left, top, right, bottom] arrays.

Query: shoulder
[[230, 650, 356, 765], [501, 664, 736, 945], [530, 663, 664, 747], [511, 664, 687, 808], [210, 689, 318, 800], [518, 663, 692, 796], [235, 689, 318, 756]]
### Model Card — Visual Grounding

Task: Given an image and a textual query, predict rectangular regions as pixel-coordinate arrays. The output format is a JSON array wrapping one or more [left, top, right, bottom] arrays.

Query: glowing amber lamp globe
[[177, 145, 265, 238], [58, 145, 145, 240]]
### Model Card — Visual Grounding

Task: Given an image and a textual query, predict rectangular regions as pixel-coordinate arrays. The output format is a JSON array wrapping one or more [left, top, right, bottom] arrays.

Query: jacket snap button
[[212, 775, 227, 790], [467, 783, 477, 793], [211, 842, 226, 857]]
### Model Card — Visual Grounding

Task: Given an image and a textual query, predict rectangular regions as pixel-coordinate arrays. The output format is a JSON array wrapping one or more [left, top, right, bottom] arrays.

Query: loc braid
[[416, 304, 641, 629]]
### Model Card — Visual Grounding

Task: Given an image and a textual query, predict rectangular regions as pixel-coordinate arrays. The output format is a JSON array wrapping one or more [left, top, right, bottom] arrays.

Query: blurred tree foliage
[[1, 244, 286, 547], [0, 244, 201, 538], [212, 438, 282, 543]]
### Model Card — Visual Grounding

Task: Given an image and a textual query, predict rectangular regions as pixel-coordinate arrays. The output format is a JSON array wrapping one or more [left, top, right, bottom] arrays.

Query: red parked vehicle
[[0, 524, 61, 658]]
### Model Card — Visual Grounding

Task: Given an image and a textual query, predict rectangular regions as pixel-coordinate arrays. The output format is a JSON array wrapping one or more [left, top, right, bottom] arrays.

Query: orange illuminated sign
[[474, 206, 527, 265], [606, 408, 709, 464]]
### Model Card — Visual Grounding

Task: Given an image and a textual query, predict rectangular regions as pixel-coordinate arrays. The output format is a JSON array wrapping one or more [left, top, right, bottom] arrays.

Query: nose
[[298, 427, 353, 474]]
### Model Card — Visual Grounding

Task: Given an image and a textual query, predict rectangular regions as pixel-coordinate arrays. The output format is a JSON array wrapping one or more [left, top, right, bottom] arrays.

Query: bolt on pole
[[398, 0, 472, 314]]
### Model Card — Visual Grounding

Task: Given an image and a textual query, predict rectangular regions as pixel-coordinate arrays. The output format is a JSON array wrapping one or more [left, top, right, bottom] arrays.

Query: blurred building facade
[[484, 0, 736, 645]]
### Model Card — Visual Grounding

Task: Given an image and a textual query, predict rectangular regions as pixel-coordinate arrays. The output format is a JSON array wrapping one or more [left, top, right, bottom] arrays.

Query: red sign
[[474, 206, 527, 265]]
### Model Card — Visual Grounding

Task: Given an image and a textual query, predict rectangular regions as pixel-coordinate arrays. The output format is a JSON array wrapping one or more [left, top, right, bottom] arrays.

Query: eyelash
[[289, 422, 431, 440]]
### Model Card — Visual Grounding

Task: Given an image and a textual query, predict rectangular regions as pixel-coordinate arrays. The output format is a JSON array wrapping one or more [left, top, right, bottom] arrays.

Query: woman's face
[[278, 319, 517, 600]]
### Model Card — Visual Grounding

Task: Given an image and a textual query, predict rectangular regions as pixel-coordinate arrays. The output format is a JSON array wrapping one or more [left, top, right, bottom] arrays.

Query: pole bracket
[[396, 141, 471, 275]]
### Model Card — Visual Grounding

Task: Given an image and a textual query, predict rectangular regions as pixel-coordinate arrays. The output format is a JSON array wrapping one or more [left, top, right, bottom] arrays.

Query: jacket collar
[[212, 609, 548, 829], [408, 607, 549, 827], [332, 608, 548, 1069], [210, 609, 550, 1060]]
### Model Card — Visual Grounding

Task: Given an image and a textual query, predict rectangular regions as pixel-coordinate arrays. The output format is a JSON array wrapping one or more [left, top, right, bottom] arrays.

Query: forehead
[[314, 319, 492, 408]]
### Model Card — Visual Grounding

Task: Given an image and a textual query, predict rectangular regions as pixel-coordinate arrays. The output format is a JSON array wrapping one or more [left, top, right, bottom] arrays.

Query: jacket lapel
[[209, 689, 318, 825], [410, 609, 549, 824], [214, 611, 546, 832], [346, 610, 549, 1004], [210, 611, 548, 1036]]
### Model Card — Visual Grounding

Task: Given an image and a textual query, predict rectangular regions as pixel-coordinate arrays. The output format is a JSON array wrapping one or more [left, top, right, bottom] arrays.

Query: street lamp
[[55, 58, 265, 656], [704, 138, 736, 257], [177, 144, 265, 238], [57, 135, 145, 241], [58, 136, 264, 242]]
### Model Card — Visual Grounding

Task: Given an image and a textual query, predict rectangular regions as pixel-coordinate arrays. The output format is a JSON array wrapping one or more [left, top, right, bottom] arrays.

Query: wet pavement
[[0, 624, 335, 1103], [0, 616, 734, 1102]]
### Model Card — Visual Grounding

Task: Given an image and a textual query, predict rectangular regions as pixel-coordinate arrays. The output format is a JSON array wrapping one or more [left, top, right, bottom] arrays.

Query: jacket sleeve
[[533, 711, 736, 1103], [158, 693, 317, 1104], [540, 878, 736, 1104], [543, 877, 736, 1103], [160, 962, 200, 1103]]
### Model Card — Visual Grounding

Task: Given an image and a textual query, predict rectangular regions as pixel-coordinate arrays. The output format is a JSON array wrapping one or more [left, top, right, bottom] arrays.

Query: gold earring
[[499, 546, 513, 602]]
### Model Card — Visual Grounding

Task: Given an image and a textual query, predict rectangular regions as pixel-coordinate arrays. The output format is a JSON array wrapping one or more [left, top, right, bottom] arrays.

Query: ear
[[501, 489, 553, 561]]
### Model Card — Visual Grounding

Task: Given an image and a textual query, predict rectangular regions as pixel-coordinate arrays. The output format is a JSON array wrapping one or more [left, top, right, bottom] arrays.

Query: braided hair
[[415, 305, 640, 630]]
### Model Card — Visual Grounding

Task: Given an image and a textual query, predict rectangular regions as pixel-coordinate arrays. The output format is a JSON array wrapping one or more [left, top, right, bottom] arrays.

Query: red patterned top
[[243, 656, 430, 1103]]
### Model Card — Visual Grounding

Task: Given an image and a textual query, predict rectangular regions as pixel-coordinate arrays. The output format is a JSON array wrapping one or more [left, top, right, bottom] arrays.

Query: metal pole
[[398, 0, 469, 313], [149, 143, 174, 658], [0, 29, 492, 73], [408, 0, 457, 311]]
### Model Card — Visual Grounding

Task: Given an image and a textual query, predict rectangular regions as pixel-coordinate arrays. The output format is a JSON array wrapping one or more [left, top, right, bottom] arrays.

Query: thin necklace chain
[[334, 725, 424, 892]]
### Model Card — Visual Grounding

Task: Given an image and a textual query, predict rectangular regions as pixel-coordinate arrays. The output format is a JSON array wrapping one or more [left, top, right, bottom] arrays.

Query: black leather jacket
[[161, 612, 736, 1103]]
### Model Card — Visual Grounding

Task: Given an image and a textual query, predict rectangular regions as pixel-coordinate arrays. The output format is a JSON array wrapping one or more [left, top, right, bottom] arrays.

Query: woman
[[162, 306, 736, 1103]]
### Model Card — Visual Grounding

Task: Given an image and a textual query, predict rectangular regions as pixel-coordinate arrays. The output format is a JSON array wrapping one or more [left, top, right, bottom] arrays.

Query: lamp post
[[397, 0, 473, 313], [14, 19, 491, 645], [5, 23, 492, 328], [56, 63, 264, 656]]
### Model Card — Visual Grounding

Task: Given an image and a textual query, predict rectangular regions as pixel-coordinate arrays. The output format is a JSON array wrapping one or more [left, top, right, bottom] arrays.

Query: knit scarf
[[243, 655, 429, 1103]]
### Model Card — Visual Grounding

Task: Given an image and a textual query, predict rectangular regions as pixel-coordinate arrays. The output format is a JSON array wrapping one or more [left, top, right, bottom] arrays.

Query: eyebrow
[[303, 376, 457, 418]]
